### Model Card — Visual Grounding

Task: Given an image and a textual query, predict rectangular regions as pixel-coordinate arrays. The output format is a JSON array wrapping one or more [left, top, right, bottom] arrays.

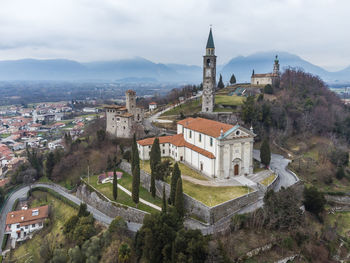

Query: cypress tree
[[113, 167, 118, 200], [162, 184, 167, 213], [150, 170, 156, 198], [230, 73, 236, 85], [150, 138, 161, 176], [218, 74, 225, 89], [260, 138, 271, 167], [132, 166, 140, 205], [132, 134, 140, 205], [170, 163, 181, 204], [175, 177, 184, 218]]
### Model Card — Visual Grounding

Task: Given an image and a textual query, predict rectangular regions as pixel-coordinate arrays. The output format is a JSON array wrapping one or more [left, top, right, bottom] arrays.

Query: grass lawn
[[260, 174, 276, 186], [214, 95, 245, 106], [10, 191, 77, 263], [140, 158, 209, 181], [87, 169, 161, 214], [326, 211, 350, 236], [165, 177, 250, 207], [161, 99, 202, 116]]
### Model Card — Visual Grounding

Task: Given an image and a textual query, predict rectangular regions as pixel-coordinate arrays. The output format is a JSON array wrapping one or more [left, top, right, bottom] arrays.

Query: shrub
[[303, 186, 326, 216]]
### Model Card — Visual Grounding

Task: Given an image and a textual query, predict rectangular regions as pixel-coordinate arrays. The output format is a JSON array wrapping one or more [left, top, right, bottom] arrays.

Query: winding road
[[0, 183, 142, 254]]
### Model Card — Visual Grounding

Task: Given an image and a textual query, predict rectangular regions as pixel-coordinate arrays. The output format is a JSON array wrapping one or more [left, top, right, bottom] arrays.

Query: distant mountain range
[[0, 52, 349, 83]]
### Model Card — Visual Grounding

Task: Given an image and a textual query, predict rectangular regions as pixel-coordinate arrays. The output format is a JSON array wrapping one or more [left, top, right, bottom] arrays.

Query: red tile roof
[[177, 117, 233, 138], [137, 134, 215, 159], [6, 205, 49, 225]]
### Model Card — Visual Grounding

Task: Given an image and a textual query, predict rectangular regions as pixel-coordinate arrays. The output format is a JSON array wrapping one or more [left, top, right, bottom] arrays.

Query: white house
[[149, 102, 157, 111], [48, 139, 63, 150], [5, 205, 49, 247], [137, 117, 255, 179]]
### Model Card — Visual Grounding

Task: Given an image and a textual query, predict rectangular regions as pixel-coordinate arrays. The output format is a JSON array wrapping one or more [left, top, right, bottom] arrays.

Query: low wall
[[119, 160, 260, 224], [76, 184, 148, 224], [266, 173, 280, 192]]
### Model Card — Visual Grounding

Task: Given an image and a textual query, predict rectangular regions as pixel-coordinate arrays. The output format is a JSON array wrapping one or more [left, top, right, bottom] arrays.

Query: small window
[[149, 146, 151, 149], [25, 225, 28, 229], [123, 126, 125, 129], [163, 144, 165, 146], [236, 130, 240, 136], [17, 225, 20, 229], [210, 137, 213, 146], [32, 224, 35, 227], [163, 150, 165, 154], [189, 131, 192, 138], [199, 134, 202, 142], [39, 222, 42, 227]]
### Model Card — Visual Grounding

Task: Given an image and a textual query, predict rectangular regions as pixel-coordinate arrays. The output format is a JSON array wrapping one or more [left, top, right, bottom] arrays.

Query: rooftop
[[177, 117, 234, 138], [6, 205, 49, 226]]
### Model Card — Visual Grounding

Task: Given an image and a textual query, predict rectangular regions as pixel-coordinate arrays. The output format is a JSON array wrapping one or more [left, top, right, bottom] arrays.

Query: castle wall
[[251, 76, 272, 85]]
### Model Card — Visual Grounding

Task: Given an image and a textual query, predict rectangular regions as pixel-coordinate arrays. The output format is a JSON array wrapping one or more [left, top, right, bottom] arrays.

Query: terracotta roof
[[6, 205, 49, 225], [137, 135, 175, 146], [177, 117, 233, 138], [137, 134, 215, 159], [0, 178, 9, 187], [149, 102, 157, 105]]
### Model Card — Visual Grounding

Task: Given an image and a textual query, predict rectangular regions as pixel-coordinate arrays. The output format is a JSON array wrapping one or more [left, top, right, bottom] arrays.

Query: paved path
[[0, 183, 142, 254], [117, 184, 161, 211]]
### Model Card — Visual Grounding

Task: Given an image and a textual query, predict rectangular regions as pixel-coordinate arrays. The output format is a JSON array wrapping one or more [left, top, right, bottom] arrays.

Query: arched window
[[206, 59, 211, 67]]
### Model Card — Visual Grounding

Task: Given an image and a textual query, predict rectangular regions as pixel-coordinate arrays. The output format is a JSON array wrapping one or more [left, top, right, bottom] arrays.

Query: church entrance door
[[234, 164, 239, 176]]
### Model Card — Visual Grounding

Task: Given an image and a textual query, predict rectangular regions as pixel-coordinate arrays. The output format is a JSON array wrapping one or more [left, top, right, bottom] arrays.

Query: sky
[[0, 0, 349, 71]]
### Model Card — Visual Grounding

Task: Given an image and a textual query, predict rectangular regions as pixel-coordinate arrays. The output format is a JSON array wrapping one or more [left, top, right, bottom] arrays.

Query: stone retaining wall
[[119, 160, 260, 224], [76, 184, 148, 224]]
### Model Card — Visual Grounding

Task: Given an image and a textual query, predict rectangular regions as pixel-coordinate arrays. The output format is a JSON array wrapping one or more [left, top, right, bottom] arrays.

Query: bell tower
[[202, 28, 216, 113]]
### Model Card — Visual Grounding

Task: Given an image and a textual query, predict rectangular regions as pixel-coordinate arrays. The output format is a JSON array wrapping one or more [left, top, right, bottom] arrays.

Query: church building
[[137, 117, 255, 178], [251, 55, 280, 86]]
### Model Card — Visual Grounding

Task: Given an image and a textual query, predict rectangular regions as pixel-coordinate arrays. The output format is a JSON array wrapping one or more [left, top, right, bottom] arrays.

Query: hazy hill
[[0, 52, 349, 83], [220, 51, 335, 83]]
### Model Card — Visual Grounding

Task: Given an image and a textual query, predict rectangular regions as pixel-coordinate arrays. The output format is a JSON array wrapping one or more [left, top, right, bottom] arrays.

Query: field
[[9, 191, 77, 263], [161, 98, 202, 116], [260, 174, 276, 186], [87, 169, 161, 213], [140, 158, 251, 207], [140, 158, 209, 181], [214, 95, 245, 106]]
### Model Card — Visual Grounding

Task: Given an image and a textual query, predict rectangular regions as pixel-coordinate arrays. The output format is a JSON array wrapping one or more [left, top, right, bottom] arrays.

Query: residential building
[[5, 205, 49, 247], [137, 117, 255, 179], [149, 102, 157, 111]]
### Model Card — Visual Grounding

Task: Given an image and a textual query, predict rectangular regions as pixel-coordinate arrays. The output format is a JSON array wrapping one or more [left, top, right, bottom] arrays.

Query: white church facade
[[137, 117, 255, 179]]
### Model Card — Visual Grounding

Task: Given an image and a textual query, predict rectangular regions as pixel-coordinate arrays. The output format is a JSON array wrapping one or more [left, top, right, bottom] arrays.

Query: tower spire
[[206, 27, 215, 49]]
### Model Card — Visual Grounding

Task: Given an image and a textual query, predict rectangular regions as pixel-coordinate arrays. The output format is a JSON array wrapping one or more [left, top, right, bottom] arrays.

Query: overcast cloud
[[0, 0, 349, 70]]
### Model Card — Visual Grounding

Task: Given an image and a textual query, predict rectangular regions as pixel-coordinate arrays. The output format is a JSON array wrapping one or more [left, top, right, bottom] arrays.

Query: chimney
[[220, 128, 224, 137]]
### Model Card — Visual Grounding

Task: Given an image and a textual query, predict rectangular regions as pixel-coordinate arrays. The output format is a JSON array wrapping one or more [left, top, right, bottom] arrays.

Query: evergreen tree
[[175, 178, 184, 218], [46, 151, 55, 180], [336, 166, 345, 180], [260, 138, 271, 167], [131, 134, 140, 204], [150, 171, 156, 198], [132, 166, 140, 205], [162, 184, 167, 213], [230, 73, 236, 85], [150, 138, 161, 176], [113, 167, 118, 200], [218, 74, 225, 89], [170, 163, 181, 204]]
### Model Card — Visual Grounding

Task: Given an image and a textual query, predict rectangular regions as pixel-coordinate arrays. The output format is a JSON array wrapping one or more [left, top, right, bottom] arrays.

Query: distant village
[[0, 101, 102, 178]]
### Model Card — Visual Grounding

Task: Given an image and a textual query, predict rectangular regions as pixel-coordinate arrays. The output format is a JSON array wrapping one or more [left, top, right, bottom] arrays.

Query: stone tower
[[273, 55, 280, 75], [202, 28, 216, 113], [125, 90, 136, 114]]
